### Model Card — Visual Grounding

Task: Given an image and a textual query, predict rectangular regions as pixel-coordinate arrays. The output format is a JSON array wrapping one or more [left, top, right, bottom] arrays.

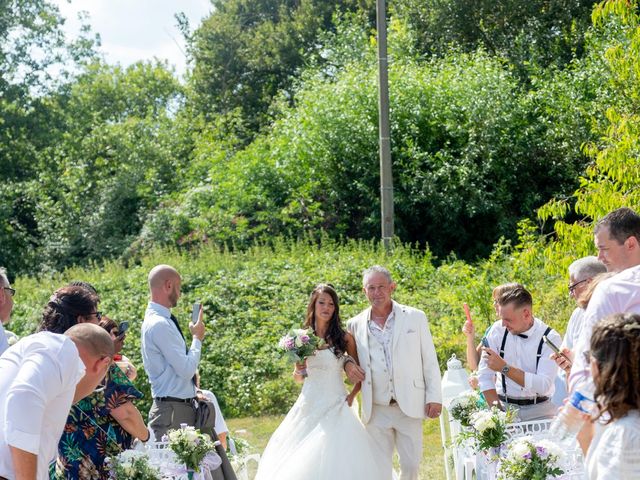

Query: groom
[[347, 265, 442, 480]]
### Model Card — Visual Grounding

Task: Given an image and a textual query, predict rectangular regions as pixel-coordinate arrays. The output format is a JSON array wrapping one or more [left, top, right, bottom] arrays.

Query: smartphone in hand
[[116, 321, 129, 341], [543, 335, 570, 362], [481, 337, 490, 348], [191, 302, 202, 324]]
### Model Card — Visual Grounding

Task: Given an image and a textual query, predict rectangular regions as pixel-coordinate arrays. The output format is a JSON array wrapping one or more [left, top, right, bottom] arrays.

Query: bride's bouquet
[[278, 327, 323, 363], [498, 436, 564, 479]]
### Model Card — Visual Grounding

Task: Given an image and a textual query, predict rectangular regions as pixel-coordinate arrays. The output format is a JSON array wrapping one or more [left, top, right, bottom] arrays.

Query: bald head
[[148, 264, 181, 308], [65, 323, 114, 359]]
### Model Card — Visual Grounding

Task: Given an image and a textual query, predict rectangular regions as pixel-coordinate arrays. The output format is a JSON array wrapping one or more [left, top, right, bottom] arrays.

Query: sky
[[52, 0, 212, 78]]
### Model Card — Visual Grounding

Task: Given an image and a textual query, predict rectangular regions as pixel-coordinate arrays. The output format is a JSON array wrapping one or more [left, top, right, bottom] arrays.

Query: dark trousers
[[148, 398, 197, 441]]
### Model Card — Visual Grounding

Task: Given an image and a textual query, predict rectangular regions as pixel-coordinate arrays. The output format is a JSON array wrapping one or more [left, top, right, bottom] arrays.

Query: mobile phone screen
[[543, 335, 561, 354], [481, 337, 490, 348], [191, 303, 201, 324]]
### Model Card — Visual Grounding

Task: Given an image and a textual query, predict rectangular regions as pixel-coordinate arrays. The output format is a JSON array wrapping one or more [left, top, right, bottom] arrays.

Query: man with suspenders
[[477, 284, 561, 421]]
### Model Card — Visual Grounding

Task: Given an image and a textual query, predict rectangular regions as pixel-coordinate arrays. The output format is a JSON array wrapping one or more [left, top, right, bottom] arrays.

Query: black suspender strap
[[536, 327, 552, 372], [499, 329, 509, 398]]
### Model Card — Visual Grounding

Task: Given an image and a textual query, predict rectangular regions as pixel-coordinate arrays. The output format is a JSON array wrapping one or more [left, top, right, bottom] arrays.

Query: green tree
[[186, 0, 370, 138], [528, 0, 640, 275], [393, 0, 599, 78]]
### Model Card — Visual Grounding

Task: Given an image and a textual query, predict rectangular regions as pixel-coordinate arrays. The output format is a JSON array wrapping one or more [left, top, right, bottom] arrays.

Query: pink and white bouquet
[[498, 436, 564, 479], [278, 327, 323, 363]]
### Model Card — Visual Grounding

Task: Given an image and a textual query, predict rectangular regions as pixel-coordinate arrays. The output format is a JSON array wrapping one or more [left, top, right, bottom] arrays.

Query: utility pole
[[376, 0, 394, 251]]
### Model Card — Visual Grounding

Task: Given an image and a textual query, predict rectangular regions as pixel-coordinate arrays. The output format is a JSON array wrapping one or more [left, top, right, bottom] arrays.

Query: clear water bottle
[[549, 382, 596, 446]]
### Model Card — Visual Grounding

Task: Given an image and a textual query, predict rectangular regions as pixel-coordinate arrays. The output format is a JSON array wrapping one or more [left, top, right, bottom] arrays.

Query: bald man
[[0, 323, 113, 480], [141, 264, 206, 440]]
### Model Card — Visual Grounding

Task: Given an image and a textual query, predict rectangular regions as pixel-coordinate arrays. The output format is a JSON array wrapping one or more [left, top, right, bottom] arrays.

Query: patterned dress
[[50, 363, 144, 479]]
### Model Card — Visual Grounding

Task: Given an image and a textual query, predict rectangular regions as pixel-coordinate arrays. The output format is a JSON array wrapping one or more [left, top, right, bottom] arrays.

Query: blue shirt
[[141, 302, 201, 399]]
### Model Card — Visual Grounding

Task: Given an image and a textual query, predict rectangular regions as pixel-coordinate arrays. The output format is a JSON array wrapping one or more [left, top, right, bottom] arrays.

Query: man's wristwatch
[[501, 364, 511, 375]]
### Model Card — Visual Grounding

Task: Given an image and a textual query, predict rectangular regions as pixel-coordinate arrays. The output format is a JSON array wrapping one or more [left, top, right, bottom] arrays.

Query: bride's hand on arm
[[344, 333, 365, 383]]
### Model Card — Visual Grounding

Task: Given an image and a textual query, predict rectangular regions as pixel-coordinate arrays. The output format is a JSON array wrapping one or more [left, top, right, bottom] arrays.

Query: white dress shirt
[[478, 318, 561, 398], [563, 307, 585, 350], [141, 302, 201, 399], [569, 264, 640, 393], [0, 323, 9, 356], [0, 332, 85, 480], [586, 411, 640, 479]]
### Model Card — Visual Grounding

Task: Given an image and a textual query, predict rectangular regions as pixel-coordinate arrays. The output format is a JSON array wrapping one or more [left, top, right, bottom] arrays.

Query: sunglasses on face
[[3, 287, 15, 297]]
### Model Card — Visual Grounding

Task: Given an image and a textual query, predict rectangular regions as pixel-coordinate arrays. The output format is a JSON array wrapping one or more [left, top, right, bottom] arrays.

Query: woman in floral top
[[51, 317, 149, 479]]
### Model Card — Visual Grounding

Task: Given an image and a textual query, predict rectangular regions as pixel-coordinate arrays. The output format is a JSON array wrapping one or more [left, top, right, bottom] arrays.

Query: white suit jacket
[[347, 301, 442, 423]]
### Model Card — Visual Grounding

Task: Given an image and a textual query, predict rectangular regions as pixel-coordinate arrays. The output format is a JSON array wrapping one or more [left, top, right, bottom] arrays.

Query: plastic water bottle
[[549, 382, 596, 446]]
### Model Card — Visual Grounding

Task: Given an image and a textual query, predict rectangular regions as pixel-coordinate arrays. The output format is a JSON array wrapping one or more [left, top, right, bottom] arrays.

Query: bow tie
[[516, 333, 528, 339]]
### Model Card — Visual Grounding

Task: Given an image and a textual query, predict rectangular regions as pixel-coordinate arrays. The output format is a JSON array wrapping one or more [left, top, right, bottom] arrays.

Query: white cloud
[[51, 0, 211, 77]]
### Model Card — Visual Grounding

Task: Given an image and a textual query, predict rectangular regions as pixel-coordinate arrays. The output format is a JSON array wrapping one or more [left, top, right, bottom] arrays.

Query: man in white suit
[[346, 266, 442, 480]]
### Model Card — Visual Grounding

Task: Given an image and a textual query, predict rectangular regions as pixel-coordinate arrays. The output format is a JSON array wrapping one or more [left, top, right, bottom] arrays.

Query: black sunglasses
[[3, 287, 15, 297], [89, 311, 103, 321]]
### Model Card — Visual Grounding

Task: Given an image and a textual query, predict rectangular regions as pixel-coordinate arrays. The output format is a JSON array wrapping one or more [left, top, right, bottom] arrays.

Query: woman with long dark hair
[[255, 284, 386, 480], [584, 313, 640, 479]]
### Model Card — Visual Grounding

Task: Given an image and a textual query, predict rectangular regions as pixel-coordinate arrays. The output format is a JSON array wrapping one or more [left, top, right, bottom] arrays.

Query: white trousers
[[366, 403, 423, 480]]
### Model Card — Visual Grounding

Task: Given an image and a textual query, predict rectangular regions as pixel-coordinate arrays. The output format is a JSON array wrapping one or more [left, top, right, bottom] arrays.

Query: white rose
[[471, 411, 495, 432], [508, 438, 532, 461], [294, 336, 303, 347]]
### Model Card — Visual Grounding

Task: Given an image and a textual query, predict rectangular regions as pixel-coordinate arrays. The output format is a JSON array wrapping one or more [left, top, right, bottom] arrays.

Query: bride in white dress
[[255, 284, 388, 480]]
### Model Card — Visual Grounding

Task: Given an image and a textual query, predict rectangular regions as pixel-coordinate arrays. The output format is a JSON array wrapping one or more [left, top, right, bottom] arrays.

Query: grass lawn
[[227, 415, 447, 480]]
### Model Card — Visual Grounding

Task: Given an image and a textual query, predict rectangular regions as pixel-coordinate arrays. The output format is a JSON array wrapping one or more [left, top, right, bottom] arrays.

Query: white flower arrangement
[[457, 405, 515, 453], [106, 450, 160, 480], [449, 390, 485, 427], [167, 425, 216, 473], [498, 436, 565, 480]]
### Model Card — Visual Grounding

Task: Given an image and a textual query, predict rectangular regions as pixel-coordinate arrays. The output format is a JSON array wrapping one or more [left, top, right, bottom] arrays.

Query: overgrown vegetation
[[8, 237, 574, 417]]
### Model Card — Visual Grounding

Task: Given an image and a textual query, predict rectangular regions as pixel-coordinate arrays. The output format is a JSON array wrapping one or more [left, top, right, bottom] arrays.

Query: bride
[[255, 284, 388, 480]]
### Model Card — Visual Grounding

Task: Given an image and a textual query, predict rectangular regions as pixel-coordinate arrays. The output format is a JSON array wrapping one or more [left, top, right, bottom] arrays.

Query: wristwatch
[[501, 364, 511, 375]]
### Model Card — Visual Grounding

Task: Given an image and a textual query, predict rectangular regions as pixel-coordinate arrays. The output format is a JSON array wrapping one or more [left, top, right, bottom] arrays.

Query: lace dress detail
[[255, 349, 388, 480]]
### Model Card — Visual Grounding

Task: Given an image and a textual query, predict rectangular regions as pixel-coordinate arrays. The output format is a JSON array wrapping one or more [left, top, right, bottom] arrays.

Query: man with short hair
[[141, 265, 206, 440], [569, 207, 640, 392], [0, 323, 113, 480], [478, 285, 561, 421], [347, 266, 442, 480], [0, 268, 14, 356], [551, 256, 606, 405]]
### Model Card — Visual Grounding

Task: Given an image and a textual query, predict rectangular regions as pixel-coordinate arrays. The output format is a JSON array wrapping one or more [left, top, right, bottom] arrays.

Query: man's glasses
[[568, 279, 588, 294], [3, 287, 15, 297]]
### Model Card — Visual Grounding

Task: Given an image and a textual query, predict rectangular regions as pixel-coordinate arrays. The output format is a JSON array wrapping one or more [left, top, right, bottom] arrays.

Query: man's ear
[[625, 235, 639, 252]]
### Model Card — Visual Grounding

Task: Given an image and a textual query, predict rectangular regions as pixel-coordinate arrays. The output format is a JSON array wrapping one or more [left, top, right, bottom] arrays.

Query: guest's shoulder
[[393, 302, 425, 317]]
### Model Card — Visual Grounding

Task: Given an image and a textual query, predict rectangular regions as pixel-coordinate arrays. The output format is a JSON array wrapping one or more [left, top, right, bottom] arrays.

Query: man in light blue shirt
[[0, 268, 15, 356], [141, 264, 206, 440]]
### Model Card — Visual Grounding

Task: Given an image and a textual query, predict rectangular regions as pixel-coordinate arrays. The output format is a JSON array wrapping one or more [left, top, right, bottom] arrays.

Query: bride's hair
[[305, 283, 348, 357]]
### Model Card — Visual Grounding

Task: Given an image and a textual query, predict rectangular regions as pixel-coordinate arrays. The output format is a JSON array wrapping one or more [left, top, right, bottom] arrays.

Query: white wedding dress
[[255, 348, 388, 480]]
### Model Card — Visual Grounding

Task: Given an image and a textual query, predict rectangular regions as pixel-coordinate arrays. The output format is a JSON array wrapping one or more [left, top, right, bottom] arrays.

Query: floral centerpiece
[[106, 450, 161, 480], [449, 390, 486, 427], [167, 425, 217, 474], [278, 327, 323, 375], [498, 436, 565, 480], [458, 405, 515, 453]]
